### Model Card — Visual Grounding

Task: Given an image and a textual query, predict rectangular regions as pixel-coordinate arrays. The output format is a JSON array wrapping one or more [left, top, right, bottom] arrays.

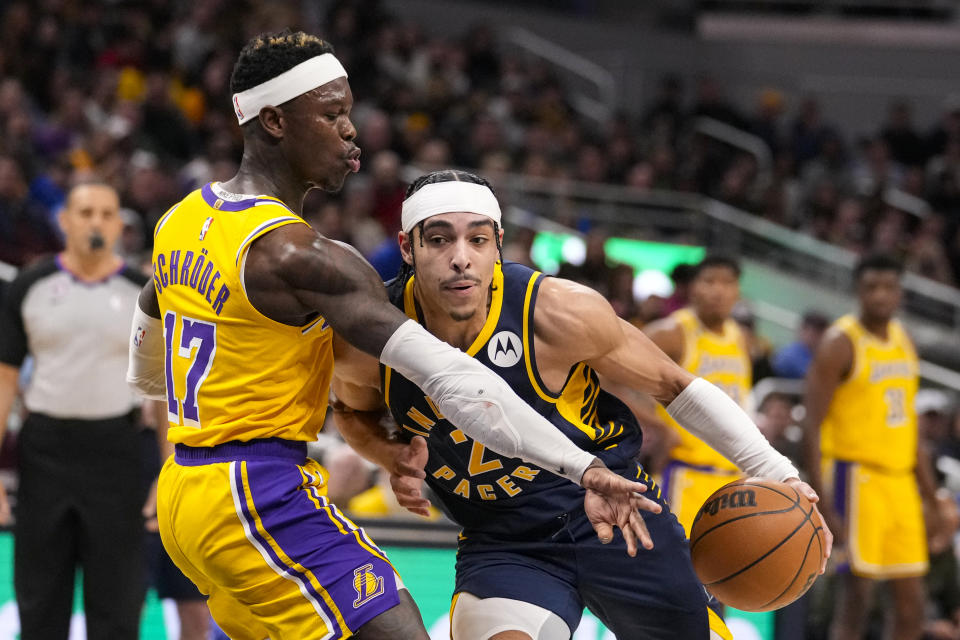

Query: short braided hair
[[230, 30, 335, 96]]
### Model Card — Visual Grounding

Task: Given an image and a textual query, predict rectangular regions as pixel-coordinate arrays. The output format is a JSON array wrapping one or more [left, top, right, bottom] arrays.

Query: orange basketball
[[689, 478, 826, 612]]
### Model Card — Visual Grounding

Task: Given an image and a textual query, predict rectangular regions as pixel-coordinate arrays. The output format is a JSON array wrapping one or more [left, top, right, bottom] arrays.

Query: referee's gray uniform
[[0, 257, 147, 640]]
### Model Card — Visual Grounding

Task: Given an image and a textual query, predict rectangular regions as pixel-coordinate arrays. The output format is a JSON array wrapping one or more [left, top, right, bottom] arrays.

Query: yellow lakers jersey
[[658, 308, 751, 470], [821, 314, 918, 472], [152, 183, 334, 447]]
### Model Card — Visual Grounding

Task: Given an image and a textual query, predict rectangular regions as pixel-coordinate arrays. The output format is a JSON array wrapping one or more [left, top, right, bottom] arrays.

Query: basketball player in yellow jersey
[[642, 256, 750, 535], [126, 31, 654, 640], [803, 254, 940, 640]]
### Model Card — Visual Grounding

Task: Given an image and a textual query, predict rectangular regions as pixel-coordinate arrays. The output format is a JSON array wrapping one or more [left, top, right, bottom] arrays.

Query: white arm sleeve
[[666, 377, 799, 481], [379, 320, 596, 484], [126, 304, 167, 400]]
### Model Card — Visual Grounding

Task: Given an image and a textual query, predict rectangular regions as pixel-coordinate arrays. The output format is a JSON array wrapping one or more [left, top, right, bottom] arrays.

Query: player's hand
[[388, 436, 431, 517], [785, 478, 833, 574], [142, 478, 159, 532], [581, 462, 662, 557], [0, 479, 11, 526]]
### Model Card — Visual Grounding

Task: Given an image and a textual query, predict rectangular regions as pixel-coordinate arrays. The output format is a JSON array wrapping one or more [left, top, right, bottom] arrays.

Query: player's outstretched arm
[[537, 277, 832, 565], [245, 226, 646, 501]]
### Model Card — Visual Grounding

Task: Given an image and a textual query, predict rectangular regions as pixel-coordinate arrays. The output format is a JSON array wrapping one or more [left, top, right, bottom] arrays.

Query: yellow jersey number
[[163, 311, 217, 428]]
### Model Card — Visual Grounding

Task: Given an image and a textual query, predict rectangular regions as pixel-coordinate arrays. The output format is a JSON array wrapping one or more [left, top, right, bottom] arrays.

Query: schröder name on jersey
[[153, 247, 231, 315]]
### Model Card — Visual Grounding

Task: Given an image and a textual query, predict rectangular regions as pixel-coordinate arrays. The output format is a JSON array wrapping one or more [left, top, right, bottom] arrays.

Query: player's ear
[[257, 106, 284, 140], [399, 231, 414, 266]]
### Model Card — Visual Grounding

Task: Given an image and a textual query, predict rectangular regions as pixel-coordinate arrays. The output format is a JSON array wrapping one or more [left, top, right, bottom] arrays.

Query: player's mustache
[[441, 275, 481, 288]]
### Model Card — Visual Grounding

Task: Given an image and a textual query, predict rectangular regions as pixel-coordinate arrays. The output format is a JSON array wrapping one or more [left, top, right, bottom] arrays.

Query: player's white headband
[[401, 181, 502, 233], [232, 53, 348, 125]]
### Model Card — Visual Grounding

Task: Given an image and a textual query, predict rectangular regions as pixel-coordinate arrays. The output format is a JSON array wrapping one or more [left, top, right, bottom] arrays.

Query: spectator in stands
[[749, 88, 787, 156], [906, 213, 955, 285], [923, 490, 960, 640], [641, 73, 684, 147], [0, 155, 61, 267], [732, 301, 776, 384], [756, 391, 804, 471], [916, 388, 956, 473], [663, 262, 695, 314], [0, 182, 148, 638], [881, 99, 927, 168], [791, 97, 834, 166], [556, 227, 618, 297], [772, 310, 830, 379]]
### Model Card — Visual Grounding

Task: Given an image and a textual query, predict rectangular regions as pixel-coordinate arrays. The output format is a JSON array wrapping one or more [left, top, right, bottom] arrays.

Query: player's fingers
[[592, 521, 614, 545], [819, 509, 834, 574], [398, 496, 431, 512], [631, 494, 662, 514], [620, 514, 638, 557], [630, 511, 654, 551], [393, 461, 427, 479], [389, 475, 422, 498], [790, 479, 820, 504], [409, 436, 429, 465]]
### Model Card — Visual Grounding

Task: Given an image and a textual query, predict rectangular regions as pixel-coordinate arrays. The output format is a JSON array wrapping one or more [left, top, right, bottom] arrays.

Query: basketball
[[689, 478, 827, 612]]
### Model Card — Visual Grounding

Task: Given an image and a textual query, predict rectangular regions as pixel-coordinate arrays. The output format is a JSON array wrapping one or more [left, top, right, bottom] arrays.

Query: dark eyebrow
[[422, 219, 454, 233]]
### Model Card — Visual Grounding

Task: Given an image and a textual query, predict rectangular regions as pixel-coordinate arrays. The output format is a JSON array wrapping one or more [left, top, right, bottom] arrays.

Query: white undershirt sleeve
[[126, 304, 167, 401], [666, 377, 799, 481], [379, 320, 597, 484]]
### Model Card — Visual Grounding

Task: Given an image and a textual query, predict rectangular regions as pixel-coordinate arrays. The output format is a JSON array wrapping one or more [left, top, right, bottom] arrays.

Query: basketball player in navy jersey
[[332, 169, 831, 640]]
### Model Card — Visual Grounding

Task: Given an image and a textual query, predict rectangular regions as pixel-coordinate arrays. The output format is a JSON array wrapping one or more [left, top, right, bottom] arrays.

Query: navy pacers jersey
[[382, 261, 644, 537]]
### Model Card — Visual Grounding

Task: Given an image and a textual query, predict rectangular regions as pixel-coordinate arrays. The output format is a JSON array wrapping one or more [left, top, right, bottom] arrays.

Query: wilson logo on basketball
[[695, 489, 757, 523]]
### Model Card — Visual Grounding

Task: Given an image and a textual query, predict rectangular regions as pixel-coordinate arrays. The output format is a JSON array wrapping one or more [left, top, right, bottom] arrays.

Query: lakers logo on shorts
[[352, 563, 385, 608]]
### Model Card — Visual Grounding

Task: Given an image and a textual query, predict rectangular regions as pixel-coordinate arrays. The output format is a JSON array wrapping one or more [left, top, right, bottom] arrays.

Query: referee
[[0, 182, 148, 639]]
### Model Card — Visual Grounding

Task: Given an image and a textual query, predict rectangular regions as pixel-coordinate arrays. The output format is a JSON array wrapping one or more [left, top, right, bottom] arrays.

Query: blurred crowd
[[3, 0, 960, 294], [3, 2, 960, 637]]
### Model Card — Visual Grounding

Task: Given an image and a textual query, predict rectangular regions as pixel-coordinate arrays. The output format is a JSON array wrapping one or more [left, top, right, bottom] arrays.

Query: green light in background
[[530, 232, 705, 279]]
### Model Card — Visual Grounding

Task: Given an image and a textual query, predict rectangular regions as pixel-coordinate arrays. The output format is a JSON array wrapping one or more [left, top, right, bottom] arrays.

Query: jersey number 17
[[164, 311, 217, 427]]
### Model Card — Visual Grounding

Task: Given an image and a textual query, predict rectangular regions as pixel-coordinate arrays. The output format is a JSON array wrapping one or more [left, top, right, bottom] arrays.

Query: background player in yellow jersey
[[803, 254, 940, 640], [126, 31, 653, 640], [642, 256, 750, 535]]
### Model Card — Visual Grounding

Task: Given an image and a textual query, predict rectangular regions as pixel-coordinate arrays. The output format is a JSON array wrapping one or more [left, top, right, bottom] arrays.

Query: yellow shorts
[[826, 460, 928, 579], [158, 441, 402, 640], [660, 460, 742, 536]]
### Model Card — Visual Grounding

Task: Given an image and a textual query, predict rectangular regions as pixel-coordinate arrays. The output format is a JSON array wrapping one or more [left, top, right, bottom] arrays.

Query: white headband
[[232, 53, 348, 125], [401, 181, 502, 233]]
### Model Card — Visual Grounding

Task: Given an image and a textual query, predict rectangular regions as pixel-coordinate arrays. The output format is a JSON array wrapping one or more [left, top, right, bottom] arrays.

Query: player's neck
[[696, 311, 726, 334], [859, 314, 890, 339], [223, 151, 305, 215], [59, 249, 122, 282], [414, 286, 490, 351]]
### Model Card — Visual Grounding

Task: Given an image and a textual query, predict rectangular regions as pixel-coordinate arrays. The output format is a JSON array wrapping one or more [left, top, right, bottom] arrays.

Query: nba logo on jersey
[[487, 330, 522, 367], [352, 563, 384, 608], [199, 217, 214, 240]]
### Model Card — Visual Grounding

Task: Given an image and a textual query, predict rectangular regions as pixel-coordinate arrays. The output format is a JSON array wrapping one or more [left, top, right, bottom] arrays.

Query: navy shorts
[[454, 481, 710, 639]]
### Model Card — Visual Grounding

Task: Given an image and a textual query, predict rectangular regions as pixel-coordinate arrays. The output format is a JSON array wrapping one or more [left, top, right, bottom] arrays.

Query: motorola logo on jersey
[[487, 330, 522, 367]]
